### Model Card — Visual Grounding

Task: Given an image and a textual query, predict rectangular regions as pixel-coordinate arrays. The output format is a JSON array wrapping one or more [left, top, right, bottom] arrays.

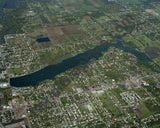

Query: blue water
[[0, 0, 23, 23], [4, 0, 23, 9], [10, 34, 151, 87], [36, 37, 50, 43]]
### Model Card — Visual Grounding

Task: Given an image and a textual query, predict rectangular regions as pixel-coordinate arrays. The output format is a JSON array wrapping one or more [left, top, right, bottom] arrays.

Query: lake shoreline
[[10, 34, 151, 87]]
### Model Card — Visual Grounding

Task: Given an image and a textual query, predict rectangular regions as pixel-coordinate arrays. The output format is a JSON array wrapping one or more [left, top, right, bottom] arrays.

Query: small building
[[0, 83, 8, 88]]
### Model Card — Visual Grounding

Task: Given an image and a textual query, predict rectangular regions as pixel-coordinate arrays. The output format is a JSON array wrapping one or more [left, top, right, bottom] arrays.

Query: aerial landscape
[[0, 0, 160, 127]]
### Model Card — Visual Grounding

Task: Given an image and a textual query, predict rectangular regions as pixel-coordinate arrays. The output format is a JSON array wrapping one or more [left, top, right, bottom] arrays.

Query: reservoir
[[0, 0, 23, 23], [10, 34, 151, 87], [36, 37, 50, 43], [4, 0, 23, 9]]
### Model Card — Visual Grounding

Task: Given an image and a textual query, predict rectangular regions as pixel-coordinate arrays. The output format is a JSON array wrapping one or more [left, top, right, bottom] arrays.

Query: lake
[[0, 0, 23, 23], [10, 34, 151, 87], [36, 37, 50, 43], [4, 0, 23, 9]]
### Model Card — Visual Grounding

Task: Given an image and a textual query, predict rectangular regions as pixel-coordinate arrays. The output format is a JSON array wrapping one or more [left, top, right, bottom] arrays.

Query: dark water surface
[[10, 34, 151, 87], [36, 37, 50, 43], [4, 0, 23, 9], [0, 0, 23, 23]]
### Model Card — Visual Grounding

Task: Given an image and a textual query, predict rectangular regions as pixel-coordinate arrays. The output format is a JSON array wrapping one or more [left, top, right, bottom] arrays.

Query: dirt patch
[[61, 25, 81, 34], [46, 27, 64, 36], [83, 16, 91, 21], [46, 25, 81, 36]]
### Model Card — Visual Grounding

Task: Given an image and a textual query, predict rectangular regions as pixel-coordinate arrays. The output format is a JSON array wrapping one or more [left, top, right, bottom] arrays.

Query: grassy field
[[100, 93, 121, 117], [138, 99, 160, 118], [0, 88, 12, 105]]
